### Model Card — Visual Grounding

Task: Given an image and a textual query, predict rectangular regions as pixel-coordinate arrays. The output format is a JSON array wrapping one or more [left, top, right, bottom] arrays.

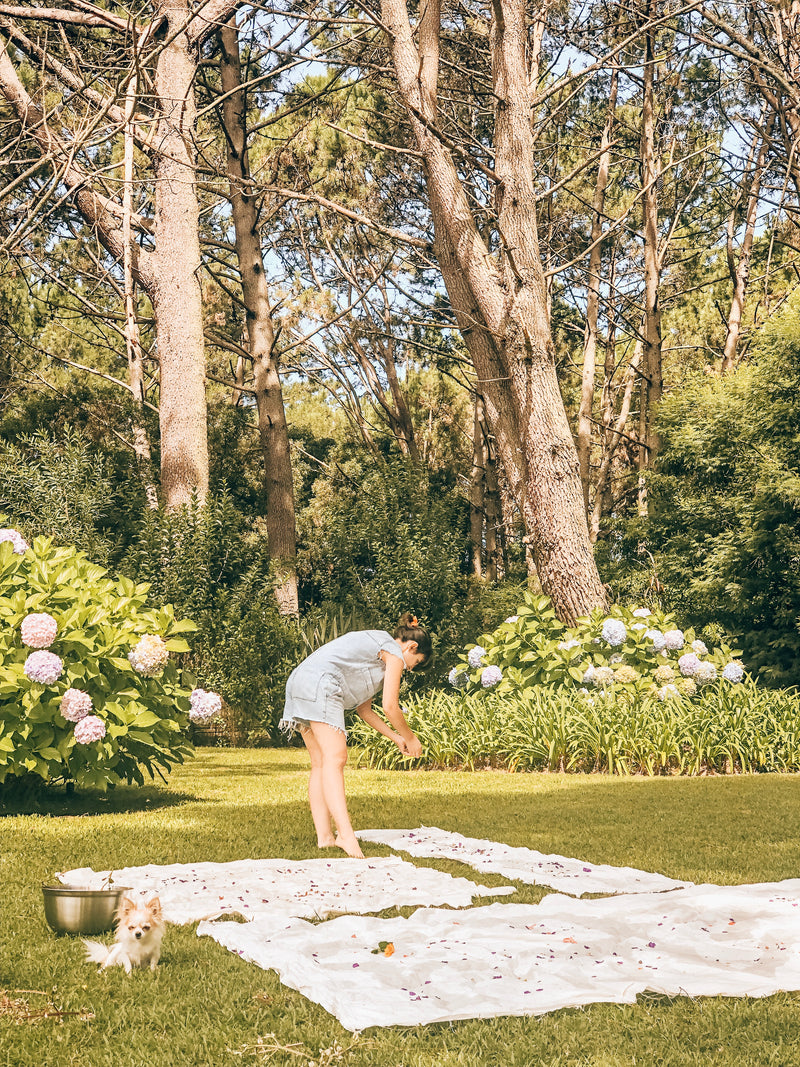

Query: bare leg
[[307, 721, 364, 858], [300, 726, 336, 847]]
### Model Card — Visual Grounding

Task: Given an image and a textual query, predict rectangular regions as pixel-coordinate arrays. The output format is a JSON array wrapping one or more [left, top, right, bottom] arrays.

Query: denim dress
[[280, 630, 406, 737]]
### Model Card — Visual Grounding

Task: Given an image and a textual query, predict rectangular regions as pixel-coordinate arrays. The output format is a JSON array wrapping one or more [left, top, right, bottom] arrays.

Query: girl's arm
[[378, 653, 423, 757], [355, 701, 409, 751]]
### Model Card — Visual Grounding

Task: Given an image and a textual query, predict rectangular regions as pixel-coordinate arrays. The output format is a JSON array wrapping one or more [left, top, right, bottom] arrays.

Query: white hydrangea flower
[[128, 634, 169, 677], [0, 528, 29, 554], [21, 612, 58, 649], [678, 653, 701, 677], [594, 665, 615, 686], [632, 608, 652, 618], [694, 661, 718, 684], [189, 688, 223, 722], [663, 629, 685, 651], [467, 645, 486, 668], [582, 664, 596, 684], [24, 650, 64, 685], [646, 629, 666, 652], [601, 618, 627, 647], [657, 684, 680, 701], [504, 615, 519, 625], [60, 688, 92, 723], [448, 667, 469, 689], [480, 665, 503, 688], [74, 715, 106, 743], [630, 622, 647, 631], [691, 640, 708, 656], [614, 664, 639, 684], [722, 661, 745, 683], [558, 638, 581, 651]]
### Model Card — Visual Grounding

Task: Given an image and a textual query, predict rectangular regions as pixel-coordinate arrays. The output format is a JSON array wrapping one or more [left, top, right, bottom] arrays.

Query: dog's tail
[[83, 939, 111, 965]]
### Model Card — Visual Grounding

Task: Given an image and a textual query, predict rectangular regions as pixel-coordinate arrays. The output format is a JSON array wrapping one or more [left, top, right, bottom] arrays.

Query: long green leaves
[[351, 681, 800, 775]]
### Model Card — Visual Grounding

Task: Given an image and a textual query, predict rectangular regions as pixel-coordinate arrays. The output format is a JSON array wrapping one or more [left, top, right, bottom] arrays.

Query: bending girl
[[280, 612, 432, 858]]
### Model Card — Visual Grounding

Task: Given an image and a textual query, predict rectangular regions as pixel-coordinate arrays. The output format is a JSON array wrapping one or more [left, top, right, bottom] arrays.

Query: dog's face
[[117, 893, 163, 942]]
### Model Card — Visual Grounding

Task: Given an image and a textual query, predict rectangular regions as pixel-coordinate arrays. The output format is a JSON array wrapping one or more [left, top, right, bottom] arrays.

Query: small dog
[[83, 891, 165, 973]]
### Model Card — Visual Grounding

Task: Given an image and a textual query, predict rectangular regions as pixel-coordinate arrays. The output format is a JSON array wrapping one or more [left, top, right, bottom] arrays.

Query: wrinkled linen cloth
[[58, 856, 514, 923], [198, 880, 800, 1030], [356, 826, 691, 897]]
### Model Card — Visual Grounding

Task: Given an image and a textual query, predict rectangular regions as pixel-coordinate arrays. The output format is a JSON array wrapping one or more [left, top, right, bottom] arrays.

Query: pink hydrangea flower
[[21, 612, 58, 649], [480, 665, 503, 688], [73, 715, 106, 743], [189, 688, 223, 722], [0, 528, 29, 554], [60, 688, 93, 723], [128, 634, 169, 677], [24, 650, 64, 685]]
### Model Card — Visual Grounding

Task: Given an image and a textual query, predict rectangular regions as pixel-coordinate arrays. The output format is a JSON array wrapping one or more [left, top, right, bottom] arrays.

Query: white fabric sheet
[[58, 856, 514, 923], [199, 880, 800, 1030], [356, 826, 691, 896]]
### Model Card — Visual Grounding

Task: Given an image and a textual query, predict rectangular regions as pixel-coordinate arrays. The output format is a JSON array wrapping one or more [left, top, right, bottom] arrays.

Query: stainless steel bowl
[[42, 884, 133, 936]]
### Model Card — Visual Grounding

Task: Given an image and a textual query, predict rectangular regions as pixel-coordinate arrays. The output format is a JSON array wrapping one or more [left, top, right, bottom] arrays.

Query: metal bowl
[[42, 884, 132, 936]]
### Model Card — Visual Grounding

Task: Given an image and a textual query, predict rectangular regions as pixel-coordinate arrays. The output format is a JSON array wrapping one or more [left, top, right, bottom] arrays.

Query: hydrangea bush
[[449, 592, 746, 701], [0, 529, 209, 791]]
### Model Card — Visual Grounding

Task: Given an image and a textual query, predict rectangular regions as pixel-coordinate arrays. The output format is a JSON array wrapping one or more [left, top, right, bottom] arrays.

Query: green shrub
[[351, 681, 800, 775], [0, 530, 196, 792], [446, 592, 745, 701], [123, 495, 302, 741]]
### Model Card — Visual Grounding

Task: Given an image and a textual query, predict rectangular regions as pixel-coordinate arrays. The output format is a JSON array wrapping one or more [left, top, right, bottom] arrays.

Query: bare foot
[[335, 834, 365, 859], [317, 835, 337, 848]]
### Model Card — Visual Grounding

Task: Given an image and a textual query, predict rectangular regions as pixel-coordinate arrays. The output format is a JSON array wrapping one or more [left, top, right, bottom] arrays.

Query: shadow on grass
[[0, 783, 197, 818]]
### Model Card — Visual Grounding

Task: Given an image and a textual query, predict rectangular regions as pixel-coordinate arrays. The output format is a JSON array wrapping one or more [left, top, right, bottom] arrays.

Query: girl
[[280, 612, 432, 858]]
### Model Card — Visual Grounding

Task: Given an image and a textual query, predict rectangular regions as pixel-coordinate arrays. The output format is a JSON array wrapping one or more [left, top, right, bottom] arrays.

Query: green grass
[[3, 749, 800, 1067]]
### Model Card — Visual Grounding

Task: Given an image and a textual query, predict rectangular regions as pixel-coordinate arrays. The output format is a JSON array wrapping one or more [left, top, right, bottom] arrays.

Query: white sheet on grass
[[58, 856, 514, 923], [356, 826, 691, 896], [198, 880, 800, 1030]]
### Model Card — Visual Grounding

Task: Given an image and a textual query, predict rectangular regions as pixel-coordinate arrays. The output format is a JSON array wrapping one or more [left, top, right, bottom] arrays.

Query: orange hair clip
[[410, 615, 418, 626]]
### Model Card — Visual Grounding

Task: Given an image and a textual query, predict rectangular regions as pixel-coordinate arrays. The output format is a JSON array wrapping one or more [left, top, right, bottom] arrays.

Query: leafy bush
[[597, 296, 800, 686], [123, 494, 301, 741], [0, 530, 196, 792], [446, 592, 745, 701], [351, 681, 800, 775]]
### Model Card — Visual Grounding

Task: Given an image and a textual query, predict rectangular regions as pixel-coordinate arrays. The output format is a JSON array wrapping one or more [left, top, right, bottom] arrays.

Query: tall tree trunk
[[380, 0, 608, 623], [721, 115, 774, 373], [640, 11, 662, 493], [218, 16, 299, 615], [469, 392, 485, 578], [150, 0, 209, 509], [577, 66, 618, 511], [0, 26, 209, 509]]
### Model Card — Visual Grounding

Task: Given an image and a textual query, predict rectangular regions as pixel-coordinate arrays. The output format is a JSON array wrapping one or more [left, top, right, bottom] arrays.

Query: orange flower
[[384, 943, 395, 957]]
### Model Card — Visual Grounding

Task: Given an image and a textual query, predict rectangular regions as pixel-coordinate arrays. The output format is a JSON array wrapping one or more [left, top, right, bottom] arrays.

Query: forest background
[[1, 0, 799, 743]]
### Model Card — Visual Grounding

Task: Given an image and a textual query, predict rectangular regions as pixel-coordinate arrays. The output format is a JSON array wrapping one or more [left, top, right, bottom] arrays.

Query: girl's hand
[[403, 732, 423, 758]]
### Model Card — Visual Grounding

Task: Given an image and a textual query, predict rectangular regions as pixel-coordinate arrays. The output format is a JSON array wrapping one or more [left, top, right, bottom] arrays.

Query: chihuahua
[[84, 891, 165, 973]]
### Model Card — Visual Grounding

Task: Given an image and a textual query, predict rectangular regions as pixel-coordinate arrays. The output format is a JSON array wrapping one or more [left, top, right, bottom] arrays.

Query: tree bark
[[639, 11, 662, 492], [380, 0, 608, 623], [150, 0, 209, 508], [577, 66, 618, 511], [469, 392, 485, 578], [218, 15, 299, 615], [721, 114, 774, 373]]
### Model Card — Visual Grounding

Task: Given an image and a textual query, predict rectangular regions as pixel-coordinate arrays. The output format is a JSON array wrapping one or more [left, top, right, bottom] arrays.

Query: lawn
[[3, 749, 800, 1067]]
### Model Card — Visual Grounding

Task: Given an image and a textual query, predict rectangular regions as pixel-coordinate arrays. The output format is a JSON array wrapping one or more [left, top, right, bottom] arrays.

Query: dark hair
[[394, 612, 433, 669]]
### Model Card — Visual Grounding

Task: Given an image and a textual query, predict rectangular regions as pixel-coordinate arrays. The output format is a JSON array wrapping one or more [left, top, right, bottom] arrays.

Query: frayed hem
[[280, 718, 347, 738]]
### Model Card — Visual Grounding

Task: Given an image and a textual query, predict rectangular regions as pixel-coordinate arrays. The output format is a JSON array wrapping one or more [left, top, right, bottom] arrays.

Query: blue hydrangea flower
[[601, 618, 627, 646], [722, 661, 744, 683], [467, 645, 486, 668], [480, 665, 503, 687]]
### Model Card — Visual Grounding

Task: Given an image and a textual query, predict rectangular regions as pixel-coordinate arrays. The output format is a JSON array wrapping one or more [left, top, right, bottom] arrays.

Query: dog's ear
[[146, 895, 163, 920], [117, 894, 136, 919]]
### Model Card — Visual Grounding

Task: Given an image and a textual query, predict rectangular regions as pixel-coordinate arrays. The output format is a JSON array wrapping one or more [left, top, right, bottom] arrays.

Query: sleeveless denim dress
[[280, 630, 406, 737]]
